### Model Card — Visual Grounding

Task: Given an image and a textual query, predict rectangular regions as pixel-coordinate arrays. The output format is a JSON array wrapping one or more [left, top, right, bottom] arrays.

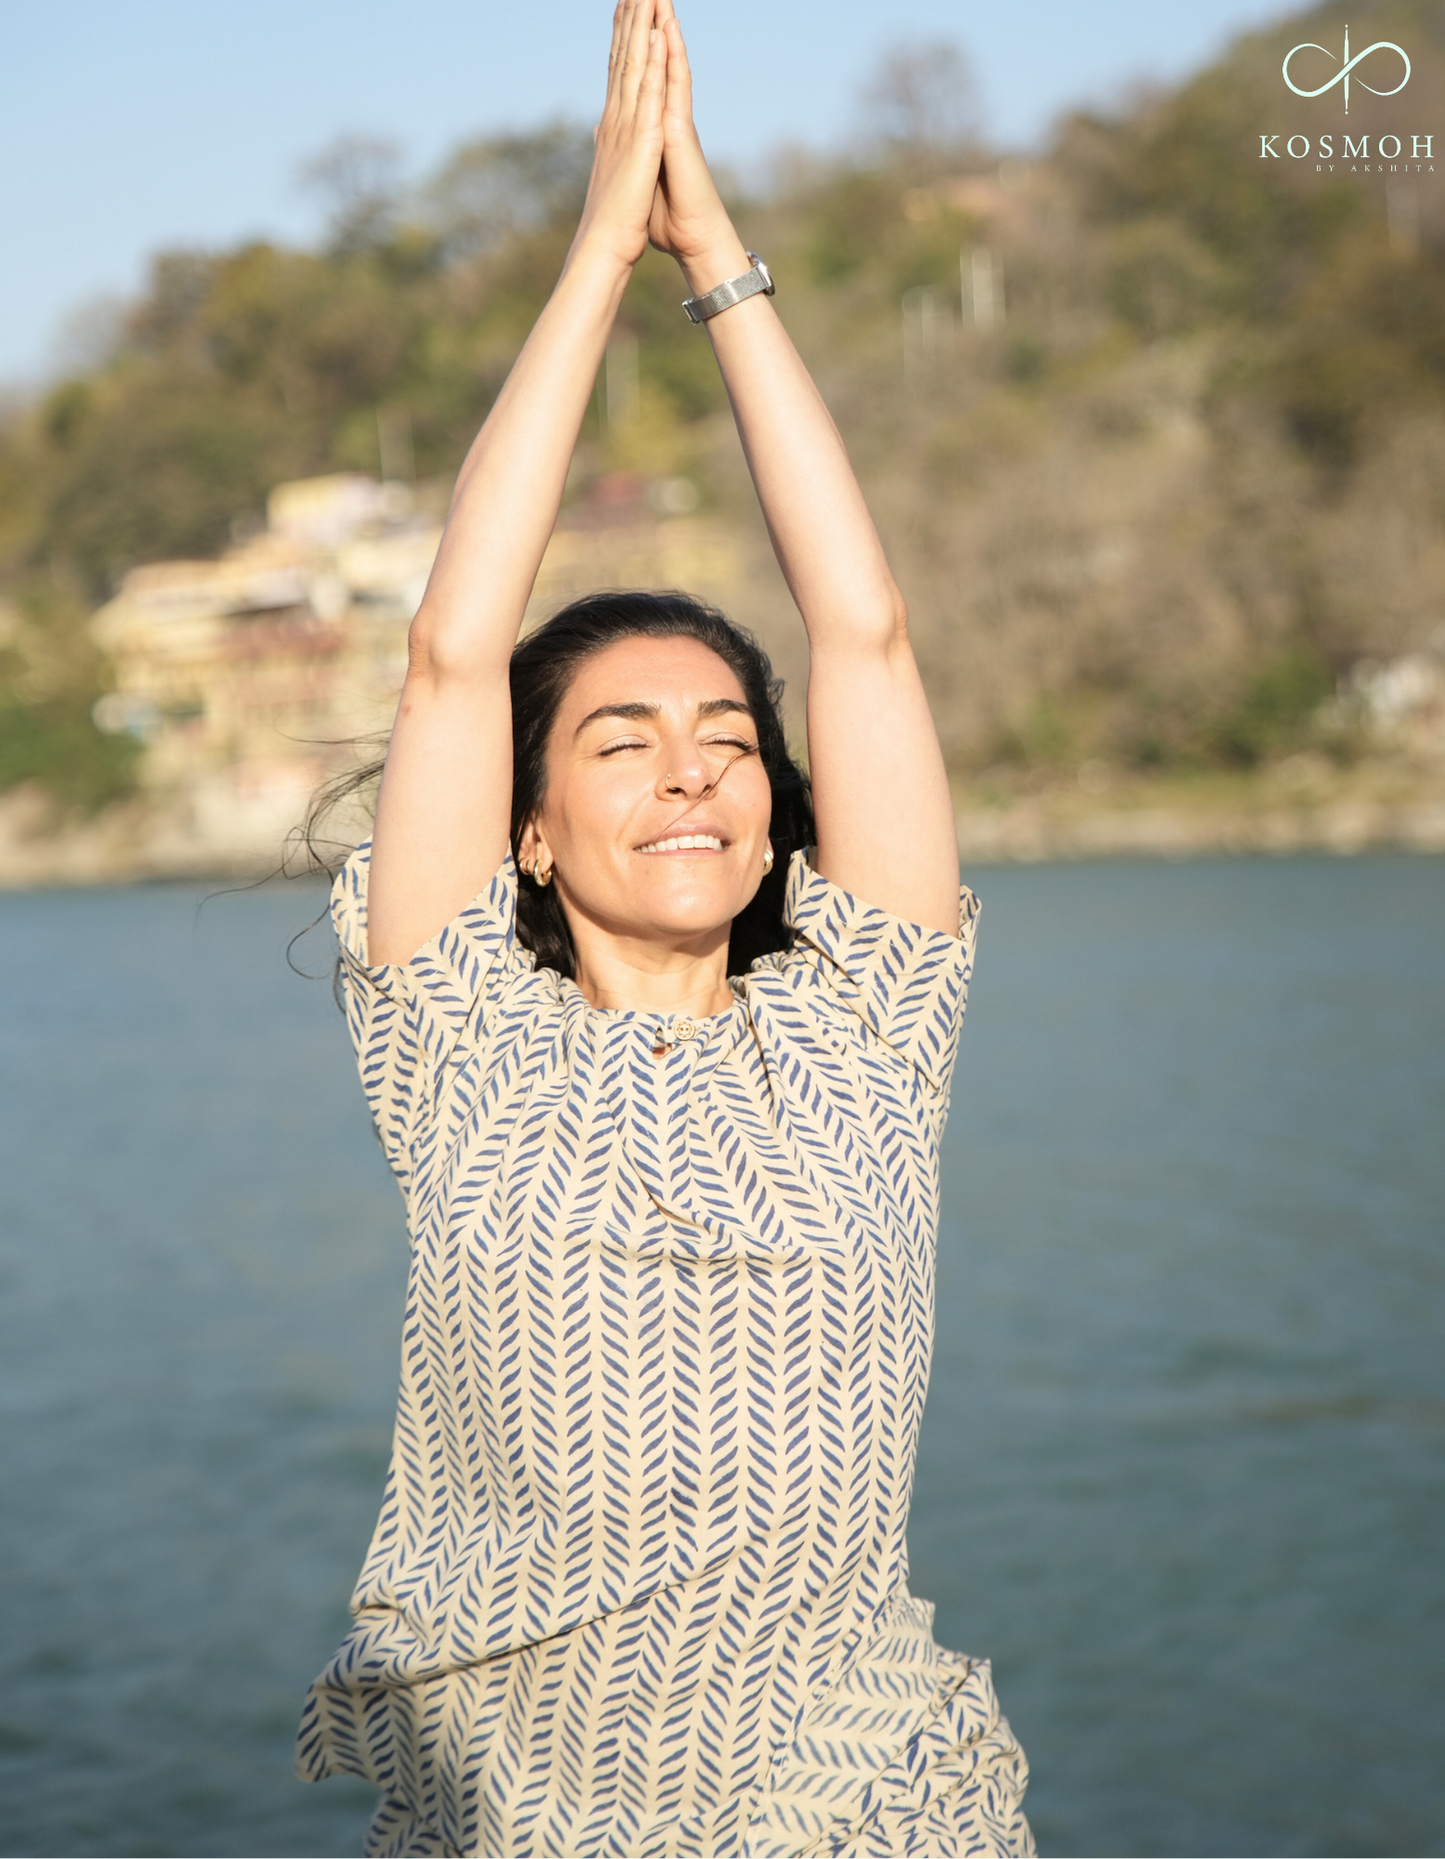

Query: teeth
[[638, 834, 724, 853]]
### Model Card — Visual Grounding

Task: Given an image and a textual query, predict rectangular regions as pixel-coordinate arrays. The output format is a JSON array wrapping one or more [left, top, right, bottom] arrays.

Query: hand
[[572, 0, 669, 270], [646, 0, 751, 288]]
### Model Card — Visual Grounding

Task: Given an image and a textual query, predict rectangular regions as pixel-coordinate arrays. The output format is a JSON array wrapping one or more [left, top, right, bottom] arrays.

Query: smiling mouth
[[635, 833, 726, 854]]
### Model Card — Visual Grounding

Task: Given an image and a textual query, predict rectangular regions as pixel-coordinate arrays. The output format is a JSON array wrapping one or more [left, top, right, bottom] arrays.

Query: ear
[[517, 817, 550, 872]]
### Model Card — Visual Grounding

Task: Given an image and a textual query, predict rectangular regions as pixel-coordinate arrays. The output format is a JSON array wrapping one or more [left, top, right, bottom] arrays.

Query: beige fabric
[[297, 846, 1033, 1856]]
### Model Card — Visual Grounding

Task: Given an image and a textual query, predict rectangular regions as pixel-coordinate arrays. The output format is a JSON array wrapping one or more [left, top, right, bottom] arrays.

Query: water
[[0, 857, 1440, 1857]]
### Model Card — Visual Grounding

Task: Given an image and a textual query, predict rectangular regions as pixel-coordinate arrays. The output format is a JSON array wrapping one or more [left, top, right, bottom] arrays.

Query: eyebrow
[[573, 698, 754, 737]]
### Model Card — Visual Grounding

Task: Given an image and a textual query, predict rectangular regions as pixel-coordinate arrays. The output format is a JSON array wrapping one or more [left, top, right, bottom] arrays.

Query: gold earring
[[535, 862, 552, 888], [763, 844, 775, 874]]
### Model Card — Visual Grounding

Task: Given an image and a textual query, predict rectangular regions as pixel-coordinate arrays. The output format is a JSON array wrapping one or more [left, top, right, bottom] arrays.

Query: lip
[[632, 819, 732, 854], [633, 838, 730, 856]]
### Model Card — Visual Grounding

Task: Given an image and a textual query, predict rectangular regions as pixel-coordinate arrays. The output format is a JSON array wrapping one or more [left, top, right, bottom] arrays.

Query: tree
[[860, 41, 983, 164], [425, 125, 593, 261], [299, 134, 406, 254]]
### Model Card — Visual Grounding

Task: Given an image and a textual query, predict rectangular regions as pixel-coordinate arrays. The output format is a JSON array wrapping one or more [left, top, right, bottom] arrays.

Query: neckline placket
[[588, 1008, 740, 1232]]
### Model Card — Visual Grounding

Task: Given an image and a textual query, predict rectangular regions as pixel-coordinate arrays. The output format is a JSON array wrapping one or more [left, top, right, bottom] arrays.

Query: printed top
[[297, 846, 1005, 1858]]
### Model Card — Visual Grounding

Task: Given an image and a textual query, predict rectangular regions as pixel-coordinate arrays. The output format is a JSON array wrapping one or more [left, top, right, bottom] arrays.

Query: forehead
[[560, 634, 746, 715]]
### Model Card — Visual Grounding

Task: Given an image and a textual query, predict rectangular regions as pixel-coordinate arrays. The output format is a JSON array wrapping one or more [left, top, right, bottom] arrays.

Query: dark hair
[[510, 590, 812, 977], [304, 590, 813, 980]]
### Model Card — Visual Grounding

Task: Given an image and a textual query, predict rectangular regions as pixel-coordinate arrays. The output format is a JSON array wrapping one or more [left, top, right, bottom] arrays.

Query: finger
[[620, 0, 652, 101], [608, 0, 639, 104], [662, 14, 694, 127], [636, 10, 668, 123], [618, 0, 657, 114], [654, 0, 680, 85], [601, 0, 628, 114]]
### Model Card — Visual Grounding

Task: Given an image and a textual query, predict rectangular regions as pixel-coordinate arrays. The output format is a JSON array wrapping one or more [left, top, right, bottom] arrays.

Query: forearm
[[364, 0, 672, 964], [410, 237, 633, 681], [682, 240, 904, 648], [367, 243, 628, 963], [681, 239, 957, 928]]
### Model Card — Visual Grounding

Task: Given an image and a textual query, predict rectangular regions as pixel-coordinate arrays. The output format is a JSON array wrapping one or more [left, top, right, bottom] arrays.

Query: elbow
[[404, 602, 496, 687], [813, 597, 911, 661], [865, 571, 910, 648], [406, 608, 439, 680], [867, 585, 911, 655], [404, 570, 518, 685]]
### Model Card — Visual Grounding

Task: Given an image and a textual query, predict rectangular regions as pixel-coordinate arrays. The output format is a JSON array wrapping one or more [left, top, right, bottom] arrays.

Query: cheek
[[739, 762, 775, 829], [549, 763, 646, 853]]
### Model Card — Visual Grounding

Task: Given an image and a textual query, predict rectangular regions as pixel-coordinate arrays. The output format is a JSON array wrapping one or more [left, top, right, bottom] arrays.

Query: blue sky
[[1, 0, 1301, 388]]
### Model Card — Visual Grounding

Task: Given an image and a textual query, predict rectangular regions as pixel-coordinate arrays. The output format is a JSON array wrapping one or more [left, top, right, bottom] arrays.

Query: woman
[[297, 2, 1033, 1853]]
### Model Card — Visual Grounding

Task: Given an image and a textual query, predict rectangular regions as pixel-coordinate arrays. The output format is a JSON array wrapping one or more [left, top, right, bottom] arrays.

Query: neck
[[569, 924, 736, 1019]]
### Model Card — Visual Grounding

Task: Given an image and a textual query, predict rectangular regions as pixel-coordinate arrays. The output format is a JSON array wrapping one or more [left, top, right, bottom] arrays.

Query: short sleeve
[[768, 849, 980, 1093], [329, 842, 529, 1190]]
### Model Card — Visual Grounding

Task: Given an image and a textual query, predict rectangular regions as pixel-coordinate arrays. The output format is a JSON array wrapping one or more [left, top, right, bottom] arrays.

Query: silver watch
[[682, 254, 775, 324]]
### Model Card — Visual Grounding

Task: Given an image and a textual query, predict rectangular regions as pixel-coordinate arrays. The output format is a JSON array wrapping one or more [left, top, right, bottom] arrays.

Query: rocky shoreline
[[2, 763, 1442, 892], [953, 777, 1445, 864]]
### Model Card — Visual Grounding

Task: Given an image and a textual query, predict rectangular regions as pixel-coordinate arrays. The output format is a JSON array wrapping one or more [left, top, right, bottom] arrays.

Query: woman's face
[[524, 634, 774, 952]]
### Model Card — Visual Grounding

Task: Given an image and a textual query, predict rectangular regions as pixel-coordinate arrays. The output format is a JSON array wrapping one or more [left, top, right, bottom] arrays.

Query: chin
[[634, 873, 747, 936]]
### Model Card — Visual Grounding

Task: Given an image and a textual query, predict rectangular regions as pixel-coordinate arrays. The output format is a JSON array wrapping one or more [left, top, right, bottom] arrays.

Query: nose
[[658, 736, 712, 798]]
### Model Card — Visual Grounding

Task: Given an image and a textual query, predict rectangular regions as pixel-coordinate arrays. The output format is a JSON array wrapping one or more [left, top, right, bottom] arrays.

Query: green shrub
[[1207, 652, 1334, 767], [0, 698, 141, 814]]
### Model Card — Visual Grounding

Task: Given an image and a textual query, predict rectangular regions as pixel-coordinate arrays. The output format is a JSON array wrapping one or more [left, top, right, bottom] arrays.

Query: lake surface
[[0, 856, 1441, 1857]]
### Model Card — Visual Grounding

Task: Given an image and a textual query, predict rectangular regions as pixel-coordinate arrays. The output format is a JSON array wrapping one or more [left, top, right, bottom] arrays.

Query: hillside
[[1, 0, 1443, 866]]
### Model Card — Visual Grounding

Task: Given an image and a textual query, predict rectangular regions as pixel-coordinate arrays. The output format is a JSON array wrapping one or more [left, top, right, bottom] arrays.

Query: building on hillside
[[90, 475, 435, 862], [90, 471, 746, 869]]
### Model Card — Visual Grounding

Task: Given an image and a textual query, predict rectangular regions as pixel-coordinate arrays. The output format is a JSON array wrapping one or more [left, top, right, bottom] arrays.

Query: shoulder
[[739, 848, 979, 1093], [330, 839, 548, 1056]]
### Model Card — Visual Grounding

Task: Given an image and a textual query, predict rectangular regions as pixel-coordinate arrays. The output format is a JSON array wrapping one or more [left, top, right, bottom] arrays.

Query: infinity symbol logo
[[1283, 25, 1410, 115]]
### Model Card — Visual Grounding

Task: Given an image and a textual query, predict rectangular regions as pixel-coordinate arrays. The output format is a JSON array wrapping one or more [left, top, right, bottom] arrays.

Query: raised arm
[[648, 3, 959, 935], [364, 0, 668, 964]]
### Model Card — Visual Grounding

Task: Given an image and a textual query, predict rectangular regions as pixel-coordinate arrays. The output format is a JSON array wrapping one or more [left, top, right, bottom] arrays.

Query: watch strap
[[682, 254, 775, 324]]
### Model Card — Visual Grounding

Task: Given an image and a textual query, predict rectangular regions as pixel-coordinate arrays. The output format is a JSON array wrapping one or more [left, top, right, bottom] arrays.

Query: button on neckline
[[651, 1014, 697, 1056]]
